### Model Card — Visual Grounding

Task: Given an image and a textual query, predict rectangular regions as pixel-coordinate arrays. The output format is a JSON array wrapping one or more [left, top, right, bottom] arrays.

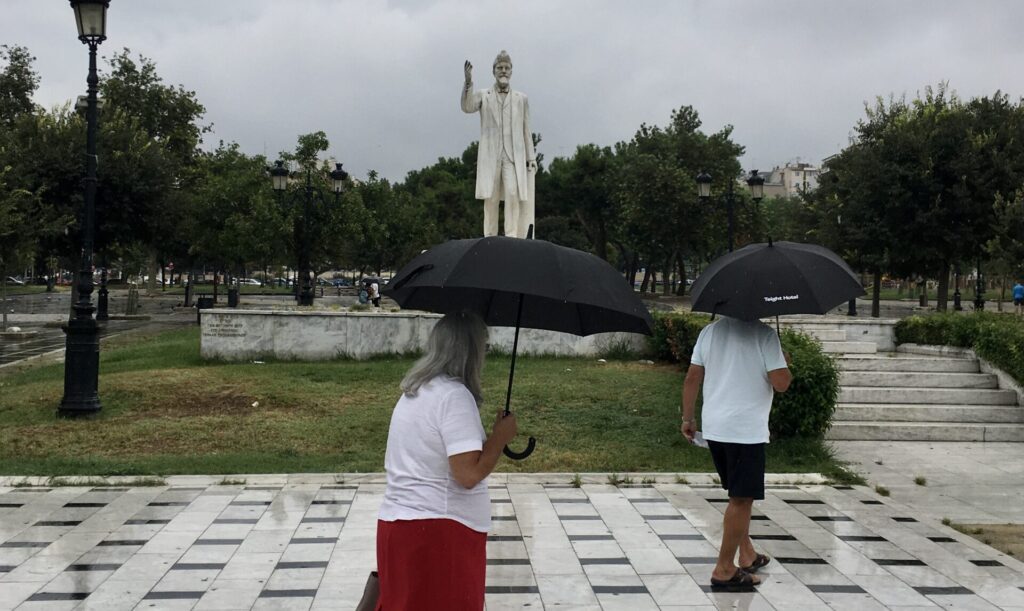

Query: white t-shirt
[[378, 376, 490, 532], [690, 317, 788, 444]]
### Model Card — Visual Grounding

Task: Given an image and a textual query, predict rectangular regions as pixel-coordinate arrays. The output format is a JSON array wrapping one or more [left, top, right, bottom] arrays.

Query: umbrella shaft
[[504, 294, 525, 414]]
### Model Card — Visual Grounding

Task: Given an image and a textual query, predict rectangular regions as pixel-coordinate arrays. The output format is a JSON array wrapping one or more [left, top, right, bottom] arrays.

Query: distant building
[[762, 161, 820, 198]]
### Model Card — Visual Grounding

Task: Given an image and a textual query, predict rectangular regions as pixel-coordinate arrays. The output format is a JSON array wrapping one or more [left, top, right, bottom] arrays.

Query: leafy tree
[[0, 45, 38, 126], [399, 145, 479, 241], [612, 106, 744, 293], [543, 144, 618, 259], [100, 49, 209, 289]]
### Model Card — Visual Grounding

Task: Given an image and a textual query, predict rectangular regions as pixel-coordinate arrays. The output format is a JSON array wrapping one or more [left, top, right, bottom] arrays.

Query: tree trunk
[[213, 269, 220, 304], [999, 275, 1007, 312], [663, 258, 672, 295], [146, 249, 159, 296], [160, 261, 166, 292], [640, 267, 652, 294], [595, 220, 608, 262], [872, 269, 882, 318], [1, 268, 7, 331], [936, 263, 949, 312], [676, 254, 686, 296]]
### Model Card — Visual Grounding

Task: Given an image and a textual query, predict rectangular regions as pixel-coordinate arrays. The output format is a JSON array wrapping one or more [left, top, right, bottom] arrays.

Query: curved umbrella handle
[[503, 437, 536, 460]]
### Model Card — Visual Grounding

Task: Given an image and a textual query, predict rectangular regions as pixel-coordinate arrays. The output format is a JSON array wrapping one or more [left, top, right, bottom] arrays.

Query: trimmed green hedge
[[650, 312, 840, 439], [895, 312, 1024, 385]]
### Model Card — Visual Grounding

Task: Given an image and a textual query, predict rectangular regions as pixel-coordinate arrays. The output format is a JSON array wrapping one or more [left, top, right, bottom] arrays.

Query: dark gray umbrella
[[690, 240, 864, 323], [384, 234, 653, 460]]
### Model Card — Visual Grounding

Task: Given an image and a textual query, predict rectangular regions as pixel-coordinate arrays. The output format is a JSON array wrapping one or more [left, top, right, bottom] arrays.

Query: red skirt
[[376, 518, 487, 611]]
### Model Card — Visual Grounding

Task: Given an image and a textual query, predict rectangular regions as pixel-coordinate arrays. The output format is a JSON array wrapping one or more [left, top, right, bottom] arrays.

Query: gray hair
[[401, 311, 489, 403]]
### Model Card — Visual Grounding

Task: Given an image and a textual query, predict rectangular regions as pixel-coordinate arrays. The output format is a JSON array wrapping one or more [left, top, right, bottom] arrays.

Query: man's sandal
[[740, 553, 771, 573], [710, 568, 759, 592]]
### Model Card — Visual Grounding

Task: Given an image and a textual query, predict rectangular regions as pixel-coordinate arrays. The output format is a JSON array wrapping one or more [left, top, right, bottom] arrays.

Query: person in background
[[376, 311, 518, 610], [370, 279, 381, 308], [681, 316, 792, 592], [1013, 280, 1024, 317]]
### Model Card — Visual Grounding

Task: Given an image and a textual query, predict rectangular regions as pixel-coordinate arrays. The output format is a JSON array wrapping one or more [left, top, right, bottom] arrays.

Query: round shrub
[[770, 329, 840, 440], [648, 311, 711, 363]]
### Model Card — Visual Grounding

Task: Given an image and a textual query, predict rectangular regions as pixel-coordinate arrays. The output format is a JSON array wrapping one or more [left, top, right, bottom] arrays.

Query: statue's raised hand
[[464, 60, 473, 85]]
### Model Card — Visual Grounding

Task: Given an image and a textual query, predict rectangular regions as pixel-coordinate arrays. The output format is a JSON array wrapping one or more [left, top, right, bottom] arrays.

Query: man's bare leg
[[713, 497, 760, 584]]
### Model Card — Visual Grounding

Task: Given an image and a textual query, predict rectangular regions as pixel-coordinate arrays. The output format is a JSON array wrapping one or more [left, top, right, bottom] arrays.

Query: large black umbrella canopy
[[690, 240, 864, 321], [384, 235, 653, 461], [384, 236, 653, 335]]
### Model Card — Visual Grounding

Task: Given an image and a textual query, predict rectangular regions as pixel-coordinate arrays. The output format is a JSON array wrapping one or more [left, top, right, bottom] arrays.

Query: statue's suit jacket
[[461, 84, 535, 201]]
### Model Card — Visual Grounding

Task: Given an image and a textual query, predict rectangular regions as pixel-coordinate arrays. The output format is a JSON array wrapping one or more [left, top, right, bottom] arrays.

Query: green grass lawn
[[1, 285, 52, 296], [0, 327, 854, 481]]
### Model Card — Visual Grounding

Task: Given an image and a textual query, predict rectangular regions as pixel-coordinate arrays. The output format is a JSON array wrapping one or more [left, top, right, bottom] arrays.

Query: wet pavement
[[1, 475, 1022, 610]]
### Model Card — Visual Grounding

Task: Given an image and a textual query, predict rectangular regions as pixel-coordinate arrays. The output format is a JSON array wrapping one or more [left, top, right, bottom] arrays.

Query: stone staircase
[[781, 320, 1024, 442]]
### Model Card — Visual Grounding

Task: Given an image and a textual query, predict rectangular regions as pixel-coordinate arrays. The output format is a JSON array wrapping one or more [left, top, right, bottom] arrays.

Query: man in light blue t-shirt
[[1013, 281, 1024, 316], [681, 316, 792, 591]]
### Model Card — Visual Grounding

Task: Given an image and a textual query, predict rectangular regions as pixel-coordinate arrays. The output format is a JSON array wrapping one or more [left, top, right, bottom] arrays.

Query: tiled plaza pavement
[[1, 476, 1023, 610]]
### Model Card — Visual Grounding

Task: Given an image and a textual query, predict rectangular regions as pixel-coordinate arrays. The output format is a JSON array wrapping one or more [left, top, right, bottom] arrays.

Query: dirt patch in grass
[[954, 523, 1024, 558]]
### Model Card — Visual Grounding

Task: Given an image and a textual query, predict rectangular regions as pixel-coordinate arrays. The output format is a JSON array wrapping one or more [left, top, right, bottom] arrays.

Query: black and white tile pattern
[[0, 478, 1022, 609]]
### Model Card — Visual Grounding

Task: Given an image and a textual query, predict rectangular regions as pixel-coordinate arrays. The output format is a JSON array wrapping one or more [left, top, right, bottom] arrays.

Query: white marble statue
[[461, 50, 537, 238]]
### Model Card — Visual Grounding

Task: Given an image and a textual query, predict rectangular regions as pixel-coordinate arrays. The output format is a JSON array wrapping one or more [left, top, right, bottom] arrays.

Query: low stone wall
[[200, 309, 649, 361]]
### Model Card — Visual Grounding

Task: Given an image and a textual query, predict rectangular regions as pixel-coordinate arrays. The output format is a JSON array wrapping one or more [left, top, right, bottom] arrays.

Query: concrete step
[[821, 341, 877, 354], [839, 386, 1018, 405], [827, 422, 1024, 442], [840, 371, 998, 389], [837, 356, 980, 373], [804, 329, 847, 342], [836, 404, 1024, 423]]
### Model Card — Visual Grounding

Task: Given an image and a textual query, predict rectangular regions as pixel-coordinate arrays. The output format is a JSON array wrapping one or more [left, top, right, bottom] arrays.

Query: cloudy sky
[[5, 1, 1024, 182]]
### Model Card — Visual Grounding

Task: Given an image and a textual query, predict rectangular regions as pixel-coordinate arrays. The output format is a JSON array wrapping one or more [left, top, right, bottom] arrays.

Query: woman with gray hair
[[375, 311, 518, 610]]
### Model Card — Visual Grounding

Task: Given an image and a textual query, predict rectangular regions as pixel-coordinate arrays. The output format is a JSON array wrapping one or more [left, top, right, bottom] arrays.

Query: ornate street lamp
[[59, 0, 109, 417], [747, 169, 765, 202], [697, 170, 762, 253], [269, 160, 347, 306], [696, 171, 712, 199]]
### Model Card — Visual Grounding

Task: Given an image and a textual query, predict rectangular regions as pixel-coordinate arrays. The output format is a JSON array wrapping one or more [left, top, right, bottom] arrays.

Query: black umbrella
[[384, 233, 654, 460], [689, 240, 864, 324]]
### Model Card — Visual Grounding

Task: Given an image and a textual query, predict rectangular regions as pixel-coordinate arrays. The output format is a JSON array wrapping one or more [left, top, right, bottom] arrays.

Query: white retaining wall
[[200, 309, 649, 361]]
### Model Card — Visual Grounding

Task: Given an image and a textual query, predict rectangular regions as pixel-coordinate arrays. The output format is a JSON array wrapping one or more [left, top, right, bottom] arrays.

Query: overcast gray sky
[[5, 1, 1024, 182]]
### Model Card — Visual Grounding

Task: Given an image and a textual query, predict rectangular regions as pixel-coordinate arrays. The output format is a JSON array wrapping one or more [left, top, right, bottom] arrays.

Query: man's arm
[[681, 364, 704, 442], [768, 366, 792, 392], [461, 60, 481, 113], [523, 95, 536, 168]]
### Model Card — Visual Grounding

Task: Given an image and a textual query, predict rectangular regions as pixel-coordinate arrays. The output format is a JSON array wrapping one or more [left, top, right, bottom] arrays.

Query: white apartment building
[[761, 161, 820, 198]]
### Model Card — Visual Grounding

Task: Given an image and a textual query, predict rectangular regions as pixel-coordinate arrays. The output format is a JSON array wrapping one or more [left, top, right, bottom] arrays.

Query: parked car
[[5, 276, 25, 285], [273, 277, 293, 287], [238, 278, 262, 286], [331, 278, 351, 287]]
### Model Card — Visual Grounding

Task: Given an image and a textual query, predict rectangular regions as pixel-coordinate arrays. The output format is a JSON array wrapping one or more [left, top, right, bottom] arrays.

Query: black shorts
[[707, 440, 766, 500], [1015, 297, 1023, 306]]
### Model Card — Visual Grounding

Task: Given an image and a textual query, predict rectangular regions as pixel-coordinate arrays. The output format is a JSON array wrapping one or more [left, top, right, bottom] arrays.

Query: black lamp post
[[269, 160, 348, 306], [697, 169, 763, 253], [59, 0, 108, 417]]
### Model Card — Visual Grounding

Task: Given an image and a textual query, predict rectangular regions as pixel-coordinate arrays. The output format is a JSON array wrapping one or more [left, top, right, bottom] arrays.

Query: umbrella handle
[[503, 437, 536, 460]]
